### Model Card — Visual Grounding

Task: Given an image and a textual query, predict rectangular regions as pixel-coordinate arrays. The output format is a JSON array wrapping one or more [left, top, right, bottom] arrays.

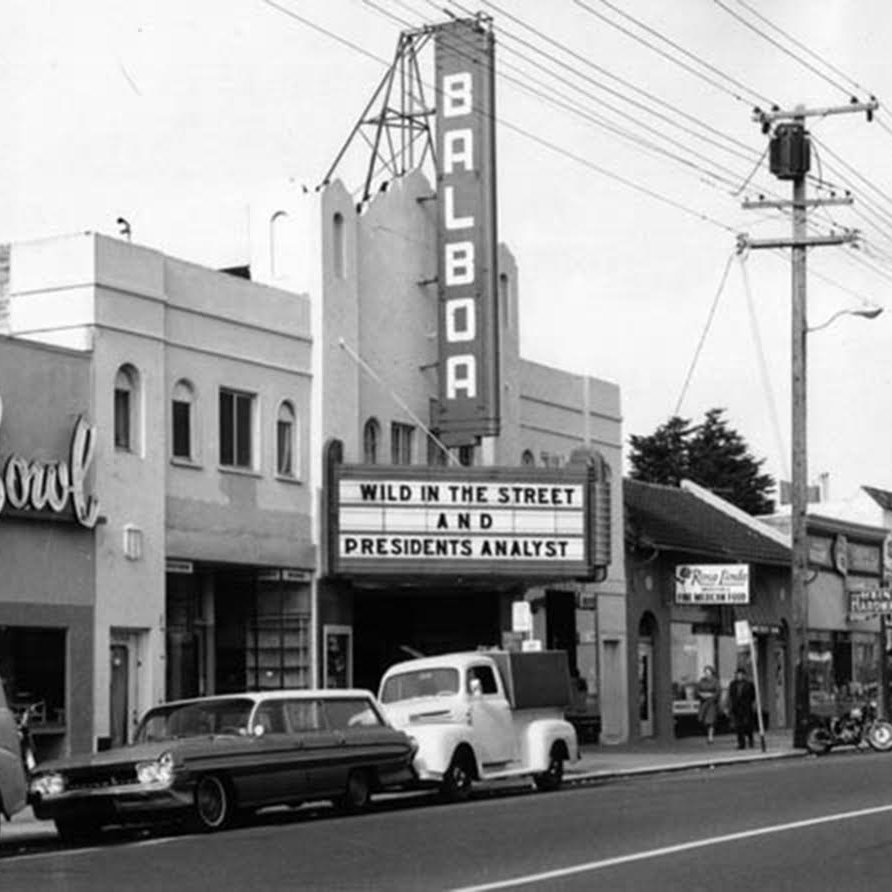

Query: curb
[[564, 748, 806, 784]]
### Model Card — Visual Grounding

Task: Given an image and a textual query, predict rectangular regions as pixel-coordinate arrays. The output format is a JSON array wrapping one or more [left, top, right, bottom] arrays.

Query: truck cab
[[378, 650, 578, 800]]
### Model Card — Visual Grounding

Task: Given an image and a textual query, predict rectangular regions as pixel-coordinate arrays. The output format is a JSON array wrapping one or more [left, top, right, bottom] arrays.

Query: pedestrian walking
[[696, 665, 720, 744], [729, 667, 757, 749]]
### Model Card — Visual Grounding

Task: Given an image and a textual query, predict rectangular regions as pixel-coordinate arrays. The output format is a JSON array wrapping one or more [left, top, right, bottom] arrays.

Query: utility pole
[[740, 99, 877, 749]]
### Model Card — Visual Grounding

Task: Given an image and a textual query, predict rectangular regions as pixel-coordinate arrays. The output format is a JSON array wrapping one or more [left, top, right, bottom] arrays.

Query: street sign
[[734, 619, 753, 647]]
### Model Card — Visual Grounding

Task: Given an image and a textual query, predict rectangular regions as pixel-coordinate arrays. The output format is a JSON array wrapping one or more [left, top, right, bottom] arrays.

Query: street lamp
[[792, 302, 883, 747], [807, 305, 884, 333]]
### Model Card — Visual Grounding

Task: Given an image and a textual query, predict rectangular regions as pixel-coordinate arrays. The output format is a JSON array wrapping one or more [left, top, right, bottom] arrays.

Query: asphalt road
[[5, 752, 892, 891]]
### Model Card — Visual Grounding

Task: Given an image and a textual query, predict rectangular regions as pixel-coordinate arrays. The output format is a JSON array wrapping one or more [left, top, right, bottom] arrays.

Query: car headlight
[[136, 751, 175, 786], [30, 772, 65, 797]]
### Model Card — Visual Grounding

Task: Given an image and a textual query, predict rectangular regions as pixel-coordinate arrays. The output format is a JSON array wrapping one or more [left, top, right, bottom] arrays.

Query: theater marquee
[[325, 462, 603, 579]]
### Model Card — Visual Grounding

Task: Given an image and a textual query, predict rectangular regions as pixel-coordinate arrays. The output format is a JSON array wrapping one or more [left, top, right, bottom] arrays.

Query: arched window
[[270, 211, 297, 280], [172, 379, 195, 461], [363, 418, 380, 464], [114, 364, 140, 453], [333, 212, 346, 279], [521, 449, 535, 467], [277, 401, 297, 477]]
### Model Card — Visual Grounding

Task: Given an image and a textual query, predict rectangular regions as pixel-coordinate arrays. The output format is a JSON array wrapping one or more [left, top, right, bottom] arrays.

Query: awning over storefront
[[731, 602, 784, 635]]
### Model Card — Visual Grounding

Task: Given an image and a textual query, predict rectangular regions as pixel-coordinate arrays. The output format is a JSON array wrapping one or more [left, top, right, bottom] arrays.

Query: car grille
[[63, 765, 140, 791]]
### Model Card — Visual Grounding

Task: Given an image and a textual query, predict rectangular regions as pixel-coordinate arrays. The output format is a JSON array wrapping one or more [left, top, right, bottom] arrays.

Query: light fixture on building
[[123, 524, 143, 561]]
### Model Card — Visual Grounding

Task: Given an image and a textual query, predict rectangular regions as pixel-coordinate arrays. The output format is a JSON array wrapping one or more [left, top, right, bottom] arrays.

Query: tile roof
[[624, 478, 791, 566]]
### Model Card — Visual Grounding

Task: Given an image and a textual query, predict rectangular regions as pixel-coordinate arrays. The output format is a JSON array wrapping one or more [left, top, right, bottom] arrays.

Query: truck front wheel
[[534, 749, 565, 792], [440, 751, 473, 802]]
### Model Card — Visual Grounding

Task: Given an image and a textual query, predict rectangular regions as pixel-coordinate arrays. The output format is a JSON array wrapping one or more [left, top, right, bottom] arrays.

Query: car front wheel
[[440, 752, 473, 802], [534, 750, 565, 792], [191, 774, 234, 832]]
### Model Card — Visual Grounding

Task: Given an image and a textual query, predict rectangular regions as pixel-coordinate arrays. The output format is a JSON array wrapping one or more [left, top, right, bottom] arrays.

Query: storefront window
[[246, 579, 311, 690], [671, 622, 737, 726], [0, 626, 66, 726], [808, 630, 880, 715]]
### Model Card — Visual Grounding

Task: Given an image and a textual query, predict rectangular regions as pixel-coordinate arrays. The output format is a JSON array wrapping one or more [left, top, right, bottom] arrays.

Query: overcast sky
[[4, 0, 892, 502]]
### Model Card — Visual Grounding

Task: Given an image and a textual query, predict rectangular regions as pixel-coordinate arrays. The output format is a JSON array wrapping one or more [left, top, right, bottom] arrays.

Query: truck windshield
[[380, 668, 460, 703]]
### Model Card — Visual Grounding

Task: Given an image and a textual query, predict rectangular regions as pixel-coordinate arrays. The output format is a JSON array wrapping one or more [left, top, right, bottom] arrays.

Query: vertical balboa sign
[[435, 18, 500, 445]]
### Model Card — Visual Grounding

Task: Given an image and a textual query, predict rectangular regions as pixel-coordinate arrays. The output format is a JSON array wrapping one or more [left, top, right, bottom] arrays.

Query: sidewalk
[[567, 728, 803, 782], [2, 731, 805, 846]]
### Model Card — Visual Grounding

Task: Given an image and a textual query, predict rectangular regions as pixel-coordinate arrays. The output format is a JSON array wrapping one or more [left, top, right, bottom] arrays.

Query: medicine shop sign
[[327, 464, 597, 578]]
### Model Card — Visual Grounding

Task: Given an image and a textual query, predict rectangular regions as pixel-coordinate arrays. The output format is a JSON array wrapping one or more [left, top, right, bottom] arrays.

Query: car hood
[[34, 737, 243, 773]]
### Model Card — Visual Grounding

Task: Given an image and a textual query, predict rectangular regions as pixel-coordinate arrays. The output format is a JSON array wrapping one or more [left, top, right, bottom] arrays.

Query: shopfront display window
[[671, 622, 736, 723], [809, 630, 881, 715], [0, 626, 66, 727], [246, 578, 310, 690]]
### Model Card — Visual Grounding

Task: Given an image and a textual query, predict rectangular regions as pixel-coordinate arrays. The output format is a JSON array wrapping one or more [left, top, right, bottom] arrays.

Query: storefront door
[[109, 643, 129, 748], [638, 640, 654, 738]]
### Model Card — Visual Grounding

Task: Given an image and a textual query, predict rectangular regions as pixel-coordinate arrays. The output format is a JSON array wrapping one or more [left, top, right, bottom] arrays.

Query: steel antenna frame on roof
[[318, 24, 439, 204]]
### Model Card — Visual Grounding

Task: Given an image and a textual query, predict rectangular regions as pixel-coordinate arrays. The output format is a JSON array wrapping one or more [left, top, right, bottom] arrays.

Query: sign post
[[735, 619, 766, 752]]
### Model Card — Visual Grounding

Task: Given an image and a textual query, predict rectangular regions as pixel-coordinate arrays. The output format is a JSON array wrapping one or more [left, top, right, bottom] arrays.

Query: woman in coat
[[696, 665, 721, 744]]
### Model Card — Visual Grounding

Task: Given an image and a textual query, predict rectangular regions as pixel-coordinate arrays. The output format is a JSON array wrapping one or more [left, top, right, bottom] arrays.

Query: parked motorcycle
[[806, 700, 892, 755]]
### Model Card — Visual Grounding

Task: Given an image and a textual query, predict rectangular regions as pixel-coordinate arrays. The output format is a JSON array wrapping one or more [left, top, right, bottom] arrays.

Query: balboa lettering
[[0, 415, 100, 528]]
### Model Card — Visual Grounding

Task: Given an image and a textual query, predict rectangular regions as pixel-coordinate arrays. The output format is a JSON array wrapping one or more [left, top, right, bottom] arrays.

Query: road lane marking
[[448, 803, 892, 891]]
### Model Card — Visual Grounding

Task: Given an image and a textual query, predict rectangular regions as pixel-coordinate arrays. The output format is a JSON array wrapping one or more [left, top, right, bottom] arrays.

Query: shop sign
[[0, 410, 99, 529], [330, 465, 593, 578], [674, 564, 750, 604], [434, 18, 500, 445], [848, 587, 892, 620]]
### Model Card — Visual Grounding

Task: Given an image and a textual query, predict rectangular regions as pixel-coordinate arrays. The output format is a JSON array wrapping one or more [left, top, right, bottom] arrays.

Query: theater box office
[[318, 442, 611, 692]]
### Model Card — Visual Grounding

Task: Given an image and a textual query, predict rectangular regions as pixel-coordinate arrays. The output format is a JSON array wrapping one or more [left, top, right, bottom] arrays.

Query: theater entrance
[[352, 589, 503, 692]]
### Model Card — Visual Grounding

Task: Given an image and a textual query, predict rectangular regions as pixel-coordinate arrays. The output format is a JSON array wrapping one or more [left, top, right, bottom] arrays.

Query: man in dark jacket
[[729, 668, 757, 749]]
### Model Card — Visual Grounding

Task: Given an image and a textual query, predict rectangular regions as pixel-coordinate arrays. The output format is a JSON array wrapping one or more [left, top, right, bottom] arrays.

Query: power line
[[574, 0, 774, 108], [711, 0, 854, 101], [729, 0, 870, 98], [674, 250, 737, 415], [470, 0, 761, 159], [738, 251, 789, 481]]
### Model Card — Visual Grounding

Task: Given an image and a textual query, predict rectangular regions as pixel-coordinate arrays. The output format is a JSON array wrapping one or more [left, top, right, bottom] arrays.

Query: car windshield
[[134, 698, 255, 742], [380, 668, 460, 703]]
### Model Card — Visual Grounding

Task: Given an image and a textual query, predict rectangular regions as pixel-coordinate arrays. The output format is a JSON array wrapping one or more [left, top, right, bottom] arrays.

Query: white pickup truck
[[378, 650, 578, 800]]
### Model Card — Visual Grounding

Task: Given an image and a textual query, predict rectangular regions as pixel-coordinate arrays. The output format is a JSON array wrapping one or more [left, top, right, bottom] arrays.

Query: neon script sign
[[0, 404, 100, 528]]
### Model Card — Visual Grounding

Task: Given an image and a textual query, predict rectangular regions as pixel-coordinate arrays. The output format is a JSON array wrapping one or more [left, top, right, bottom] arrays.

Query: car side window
[[468, 666, 499, 695], [254, 702, 287, 734], [284, 699, 321, 732], [323, 698, 383, 730]]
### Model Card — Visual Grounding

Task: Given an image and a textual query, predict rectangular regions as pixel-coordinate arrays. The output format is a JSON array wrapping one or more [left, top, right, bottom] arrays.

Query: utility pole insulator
[[769, 124, 811, 180]]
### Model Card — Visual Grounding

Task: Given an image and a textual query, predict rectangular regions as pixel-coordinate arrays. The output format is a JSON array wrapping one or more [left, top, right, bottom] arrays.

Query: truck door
[[467, 663, 515, 766]]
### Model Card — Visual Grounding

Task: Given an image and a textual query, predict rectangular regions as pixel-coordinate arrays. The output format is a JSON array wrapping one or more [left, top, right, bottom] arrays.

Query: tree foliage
[[628, 408, 775, 515]]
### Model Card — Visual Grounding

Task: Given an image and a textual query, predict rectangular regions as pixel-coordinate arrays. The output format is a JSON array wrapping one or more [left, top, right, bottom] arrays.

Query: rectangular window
[[114, 389, 131, 450], [172, 400, 191, 459], [391, 422, 414, 465], [219, 388, 254, 469]]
